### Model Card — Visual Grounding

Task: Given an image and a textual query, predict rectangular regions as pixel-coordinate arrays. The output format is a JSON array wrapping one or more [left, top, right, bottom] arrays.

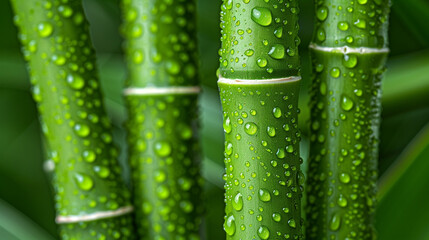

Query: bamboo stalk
[[10, 0, 135, 239], [306, 0, 390, 239], [218, 0, 303, 239], [121, 0, 204, 239]]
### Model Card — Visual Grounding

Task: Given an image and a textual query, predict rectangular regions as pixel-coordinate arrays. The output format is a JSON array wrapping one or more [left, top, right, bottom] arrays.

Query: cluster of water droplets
[[121, 0, 198, 88], [126, 95, 203, 239], [219, 82, 304, 239], [313, 0, 390, 48], [219, 0, 300, 78], [60, 214, 133, 240], [306, 49, 386, 239], [11, 0, 134, 238]]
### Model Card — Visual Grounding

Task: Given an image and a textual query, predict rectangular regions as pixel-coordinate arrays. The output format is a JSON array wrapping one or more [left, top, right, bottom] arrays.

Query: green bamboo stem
[[219, 0, 303, 239], [306, 0, 390, 239], [10, 0, 134, 239], [121, 0, 204, 239]]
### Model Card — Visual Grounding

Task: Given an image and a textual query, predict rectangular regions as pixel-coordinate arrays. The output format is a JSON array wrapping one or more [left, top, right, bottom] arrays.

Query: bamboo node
[[123, 86, 201, 96], [55, 206, 134, 224], [309, 43, 390, 54], [218, 76, 301, 85]]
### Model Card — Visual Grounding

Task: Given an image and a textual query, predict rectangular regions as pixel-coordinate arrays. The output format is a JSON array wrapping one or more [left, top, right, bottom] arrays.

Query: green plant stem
[[10, 0, 134, 239], [121, 0, 204, 239], [306, 0, 390, 239], [219, 0, 303, 239]]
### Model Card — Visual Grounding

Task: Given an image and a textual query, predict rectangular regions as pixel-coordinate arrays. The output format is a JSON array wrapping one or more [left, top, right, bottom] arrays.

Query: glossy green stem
[[219, 0, 303, 239], [306, 0, 390, 239], [121, 0, 203, 239], [10, 0, 134, 239], [219, 80, 304, 239], [219, 0, 300, 79]]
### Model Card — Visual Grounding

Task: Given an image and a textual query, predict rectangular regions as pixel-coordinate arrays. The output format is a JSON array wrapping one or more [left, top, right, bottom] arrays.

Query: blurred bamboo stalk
[[306, 0, 390, 239], [10, 0, 135, 238], [121, 0, 204, 239]]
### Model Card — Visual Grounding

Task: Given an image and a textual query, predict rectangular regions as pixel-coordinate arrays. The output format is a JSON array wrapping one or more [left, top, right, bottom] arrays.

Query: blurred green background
[[1, 0, 429, 239]]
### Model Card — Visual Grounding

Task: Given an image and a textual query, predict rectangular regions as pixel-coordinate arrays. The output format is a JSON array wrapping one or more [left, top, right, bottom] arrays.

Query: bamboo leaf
[[391, 0, 429, 46], [0, 199, 55, 240], [377, 123, 429, 239]]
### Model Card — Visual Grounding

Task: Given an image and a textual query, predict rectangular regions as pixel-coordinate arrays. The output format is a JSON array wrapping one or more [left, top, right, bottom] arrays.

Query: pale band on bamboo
[[56, 206, 134, 224], [218, 76, 301, 85], [124, 86, 201, 96], [309, 43, 390, 54]]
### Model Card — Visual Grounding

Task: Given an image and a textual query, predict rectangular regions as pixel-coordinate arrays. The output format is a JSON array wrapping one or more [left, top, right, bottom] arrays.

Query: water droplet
[[225, 142, 233, 156], [276, 148, 285, 159], [82, 150, 96, 162], [343, 54, 358, 68], [316, 6, 328, 21], [133, 50, 144, 64], [232, 193, 243, 211], [337, 195, 348, 207], [154, 170, 166, 183], [287, 48, 296, 57], [297, 170, 305, 185], [338, 21, 349, 31], [267, 126, 276, 137], [268, 44, 285, 59], [354, 89, 363, 96], [179, 124, 192, 140], [274, 26, 283, 38], [156, 185, 170, 199], [166, 60, 181, 75], [257, 58, 268, 67], [286, 145, 294, 153], [288, 218, 297, 228], [37, 22, 53, 37], [178, 177, 192, 191], [339, 173, 350, 183], [330, 67, 340, 78], [245, 49, 254, 56], [224, 214, 236, 236], [272, 213, 281, 222], [93, 166, 110, 178], [180, 200, 194, 213], [28, 40, 37, 53], [330, 213, 341, 231], [272, 107, 282, 118], [354, 19, 366, 29], [74, 124, 90, 137], [74, 173, 94, 191], [258, 188, 271, 202], [341, 95, 354, 111], [251, 7, 272, 26], [58, 5, 73, 18], [244, 122, 258, 135], [52, 55, 66, 66], [223, 116, 232, 133], [257, 226, 270, 239], [154, 141, 172, 157], [131, 24, 143, 38], [66, 74, 85, 89], [316, 28, 326, 42], [225, 0, 233, 9]]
